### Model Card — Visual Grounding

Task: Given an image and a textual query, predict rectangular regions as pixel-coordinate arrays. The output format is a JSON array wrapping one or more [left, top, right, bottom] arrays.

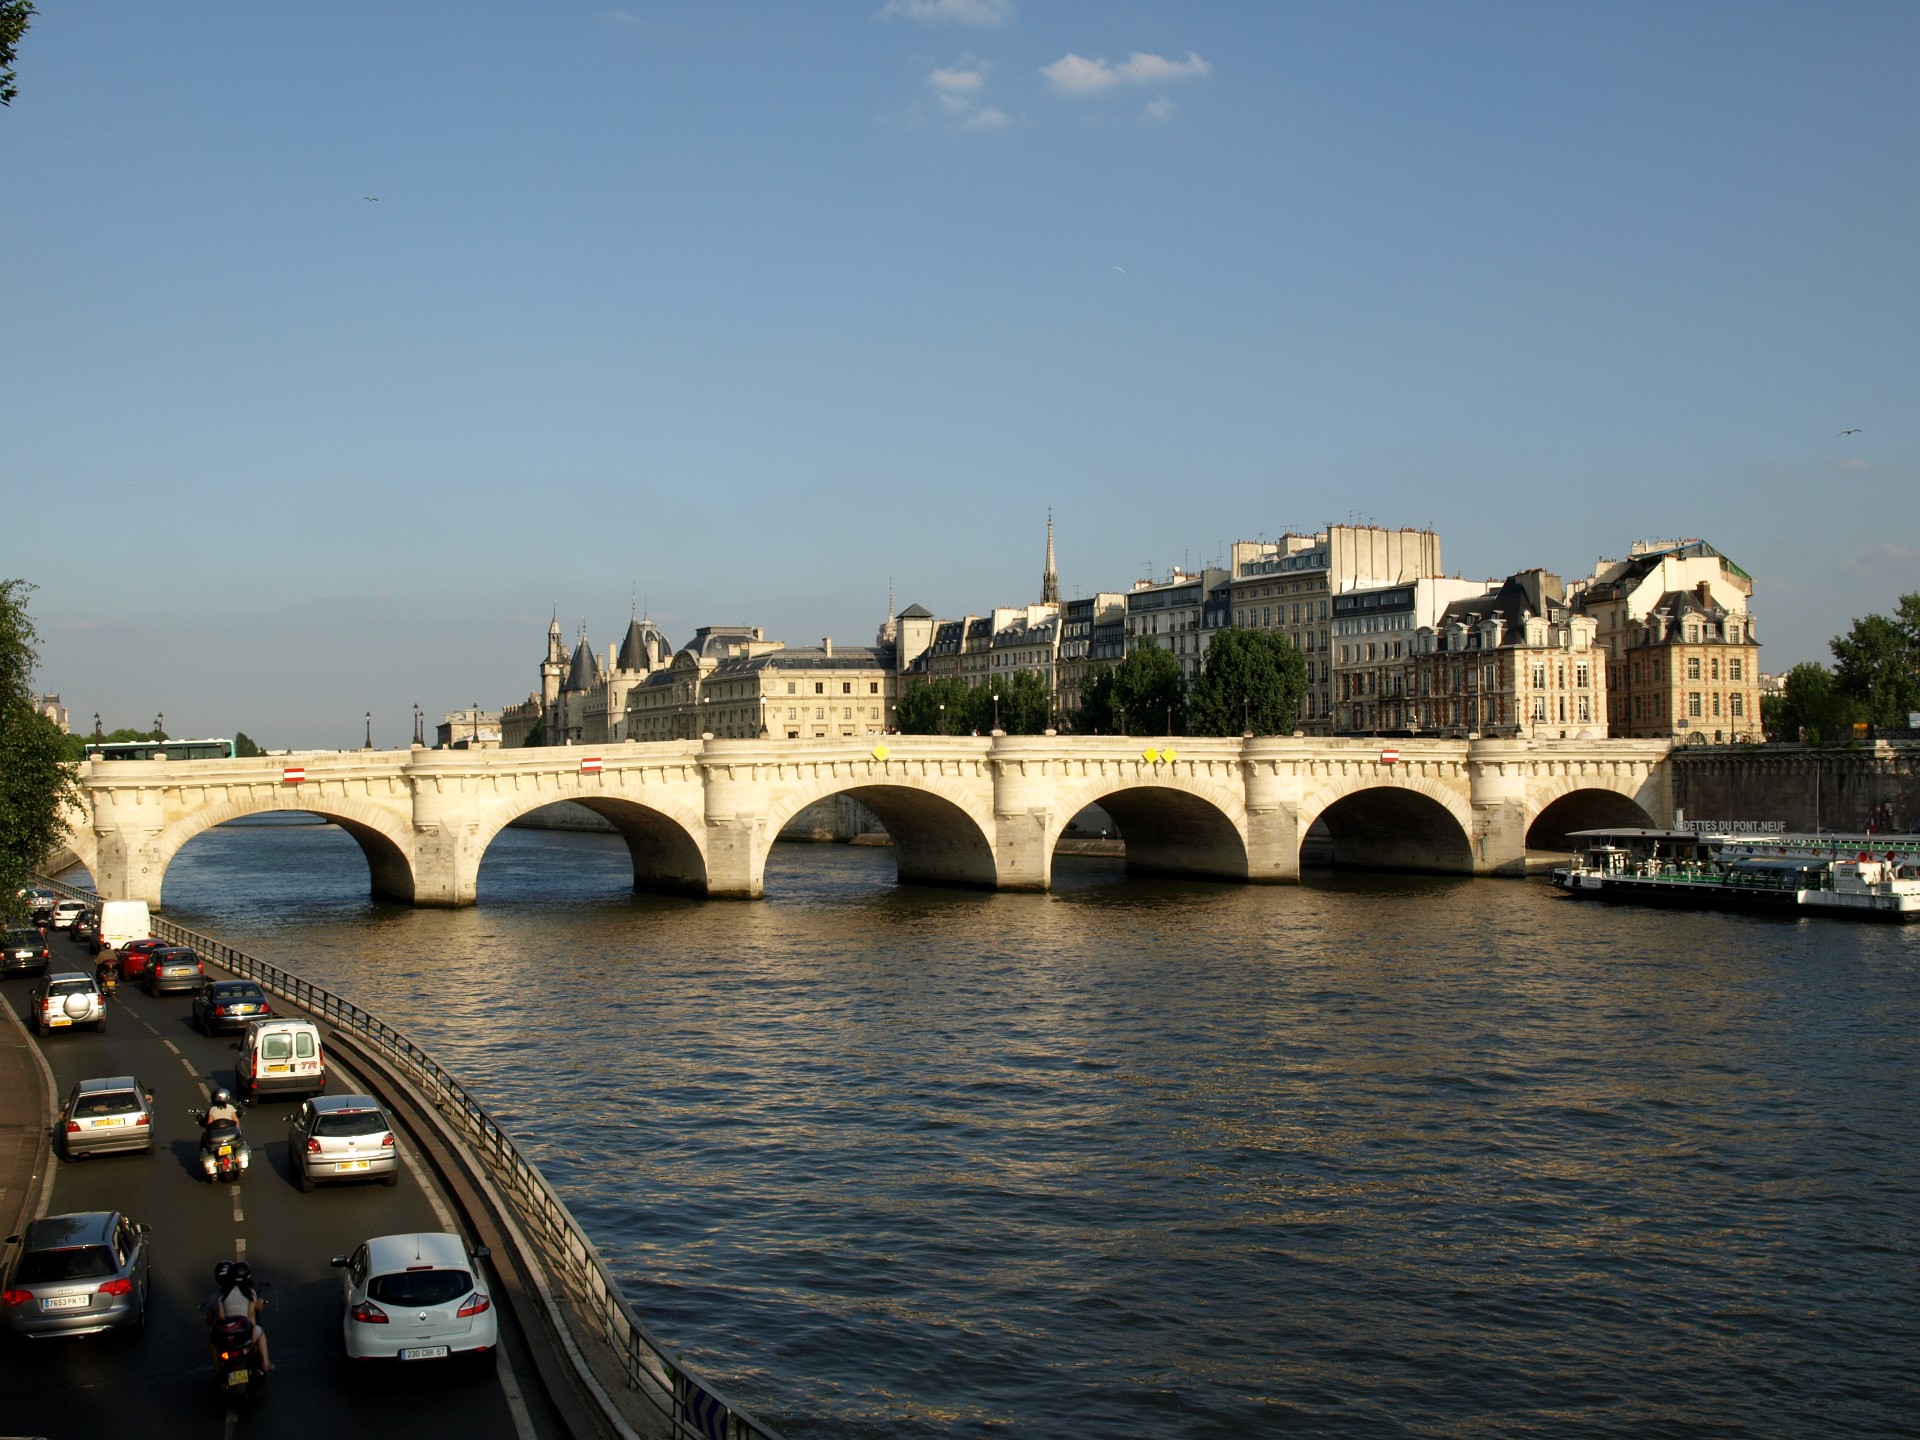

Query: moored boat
[[1550, 828, 1920, 922]]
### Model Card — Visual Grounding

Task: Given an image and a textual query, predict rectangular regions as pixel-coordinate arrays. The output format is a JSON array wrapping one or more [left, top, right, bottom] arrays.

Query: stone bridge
[[49, 735, 1676, 909]]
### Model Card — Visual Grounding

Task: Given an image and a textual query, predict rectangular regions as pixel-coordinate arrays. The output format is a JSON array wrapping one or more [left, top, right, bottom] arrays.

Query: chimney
[[823, 637, 833, 657]]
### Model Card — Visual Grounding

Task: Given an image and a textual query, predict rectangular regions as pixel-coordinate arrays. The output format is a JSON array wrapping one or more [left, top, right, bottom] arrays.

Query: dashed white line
[[233, 1237, 245, 1256], [497, 1344, 538, 1440], [161, 1039, 182, 1055]]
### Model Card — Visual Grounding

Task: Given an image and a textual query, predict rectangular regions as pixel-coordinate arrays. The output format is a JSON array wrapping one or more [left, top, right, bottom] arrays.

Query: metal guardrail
[[35, 876, 782, 1440]]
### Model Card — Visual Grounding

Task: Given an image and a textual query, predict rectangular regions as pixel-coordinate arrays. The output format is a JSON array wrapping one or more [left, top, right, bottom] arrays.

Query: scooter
[[208, 1292, 268, 1407], [190, 1110, 252, 1182], [96, 958, 118, 997]]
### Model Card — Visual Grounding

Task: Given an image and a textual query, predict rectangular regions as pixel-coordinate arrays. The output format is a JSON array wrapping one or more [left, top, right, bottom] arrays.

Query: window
[[1576, 663, 1589, 688], [1578, 697, 1590, 722], [1687, 657, 1701, 680], [815, 682, 824, 694], [1730, 693, 1744, 717], [870, 707, 880, 720], [814, 707, 825, 720], [842, 682, 852, 694], [1688, 692, 1702, 718], [843, 708, 852, 720], [786, 683, 796, 694], [1533, 697, 1546, 721], [1710, 657, 1720, 681], [1712, 693, 1722, 717], [869, 682, 879, 694], [1532, 664, 1546, 689], [787, 708, 796, 720]]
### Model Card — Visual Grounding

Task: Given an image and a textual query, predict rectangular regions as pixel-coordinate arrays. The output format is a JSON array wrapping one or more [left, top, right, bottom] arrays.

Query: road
[[2, 928, 561, 1440]]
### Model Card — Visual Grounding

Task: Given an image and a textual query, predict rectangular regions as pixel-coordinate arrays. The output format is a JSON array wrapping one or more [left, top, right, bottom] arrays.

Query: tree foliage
[[1, 1, 33, 107], [1107, 644, 1187, 736], [896, 677, 978, 734], [1187, 627, 1308, 737], [1, 579, 81, 922], [233, 732, 265, 758], [897, 674, 1055, 735], [1763, 662, 1862, 742], [1830, 593, 1920, 727]]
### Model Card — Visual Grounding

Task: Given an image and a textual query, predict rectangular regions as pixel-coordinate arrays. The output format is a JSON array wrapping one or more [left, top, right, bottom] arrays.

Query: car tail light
[[3, 1289, 32, 1306], [350, 1300, 388, 1324], [136, 1114, 150, 1127], [381, 1134, 394, 1147], [65, 1120, 81, 1133], [307, 1139, 321, 1153], [97, 1278, 134, 1296], [457, 1292, 491, 1318]]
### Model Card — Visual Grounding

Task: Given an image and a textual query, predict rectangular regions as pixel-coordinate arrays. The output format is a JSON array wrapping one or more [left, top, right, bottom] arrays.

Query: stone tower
[[540, 610, 566, 714]]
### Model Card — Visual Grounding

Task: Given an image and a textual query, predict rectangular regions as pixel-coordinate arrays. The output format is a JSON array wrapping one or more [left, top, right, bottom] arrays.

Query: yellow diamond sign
[[871, 744, 890, 761]]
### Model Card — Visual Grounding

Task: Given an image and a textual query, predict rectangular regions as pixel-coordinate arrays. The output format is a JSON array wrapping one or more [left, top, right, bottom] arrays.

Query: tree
[[233, 732, 265, 758], [1, 579, 81, 922], [1831, 594, 1920, 727], [1764, 662, 1861, 742], [1110, 644, 1187, 736], [1077, 664, 1119, 734], [1, 1, 34, 108], [1187, 627, 1308, 736], [995, 670, 1053, 734], [897, 677, 978, 735]]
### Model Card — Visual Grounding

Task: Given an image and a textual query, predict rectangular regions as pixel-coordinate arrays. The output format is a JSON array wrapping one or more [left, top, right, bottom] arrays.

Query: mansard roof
[[713, 645, 895, 676], [896, 603, 933, 620]]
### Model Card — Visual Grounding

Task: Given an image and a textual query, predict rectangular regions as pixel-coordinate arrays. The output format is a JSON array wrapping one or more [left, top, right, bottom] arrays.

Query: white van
[[233, 1018, 328, 1101], [94, 900, 152, 953]]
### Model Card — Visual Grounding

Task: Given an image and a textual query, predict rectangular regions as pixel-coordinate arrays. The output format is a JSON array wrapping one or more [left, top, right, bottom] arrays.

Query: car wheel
[[381, 1171, 399, 1188], [94, 1019, 106, 1033], [298, 1166, 314, 1193], [143, 1138, 155, 1155]]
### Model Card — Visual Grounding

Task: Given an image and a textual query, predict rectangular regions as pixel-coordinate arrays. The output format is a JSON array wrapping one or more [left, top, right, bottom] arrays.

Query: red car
[[114, 938, 168, 981]]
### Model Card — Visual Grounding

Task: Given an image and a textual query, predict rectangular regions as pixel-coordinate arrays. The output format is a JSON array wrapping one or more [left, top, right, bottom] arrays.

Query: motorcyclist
[[95, 947, 119, 991], [203, 1088, 241, 1129], [206, 1259, 272, 1373]]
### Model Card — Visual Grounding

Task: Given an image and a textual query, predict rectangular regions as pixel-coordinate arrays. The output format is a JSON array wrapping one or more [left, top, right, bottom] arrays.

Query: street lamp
[[412, 703, 423, 747], [154, 712, 164, 739], [991, 692, 1001, 733], [1243, 695, 1252, 738], [364, 711, 372, 750], [472, 703, 480, 747], [92, 713, 102, 739]]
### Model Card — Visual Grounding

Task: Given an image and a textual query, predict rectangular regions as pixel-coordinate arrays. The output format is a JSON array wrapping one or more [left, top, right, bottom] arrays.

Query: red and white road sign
[[1380, 747, 1400, 764], [281, 766, 306, 784], [580, 757, 603, 774]]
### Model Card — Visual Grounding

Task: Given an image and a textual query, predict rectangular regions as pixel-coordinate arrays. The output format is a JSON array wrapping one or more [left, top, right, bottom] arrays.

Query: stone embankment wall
[[1670, 741, 1920, 833]]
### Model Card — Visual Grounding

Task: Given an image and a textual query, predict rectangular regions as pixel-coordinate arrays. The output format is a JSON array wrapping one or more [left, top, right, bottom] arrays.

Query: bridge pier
[[1468, 741, 1538, 876]]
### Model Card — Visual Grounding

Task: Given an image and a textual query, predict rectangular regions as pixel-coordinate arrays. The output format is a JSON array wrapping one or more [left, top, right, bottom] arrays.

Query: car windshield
[[315, 1112, 389, 1138], [74, 1092, 141, 1117], [48, 980, 94, 995], [368, 1269, 472, 1307], [15, 1245, 117, 1283], [210, 985, 263, 1002]]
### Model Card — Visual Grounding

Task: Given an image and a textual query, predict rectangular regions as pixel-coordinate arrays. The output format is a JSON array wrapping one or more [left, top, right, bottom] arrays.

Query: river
[[98, 820, 1920, 1438]]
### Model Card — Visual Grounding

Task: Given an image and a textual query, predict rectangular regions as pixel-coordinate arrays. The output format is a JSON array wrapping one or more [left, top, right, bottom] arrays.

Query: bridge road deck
[[1, 929, 564, 1440]]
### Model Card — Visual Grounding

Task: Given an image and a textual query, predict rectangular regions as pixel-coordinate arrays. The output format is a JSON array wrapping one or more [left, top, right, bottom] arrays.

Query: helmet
[[229, 1262, 252, 1289], [211, 1088, 232, 1106], [214, 1260, 236, 1288]]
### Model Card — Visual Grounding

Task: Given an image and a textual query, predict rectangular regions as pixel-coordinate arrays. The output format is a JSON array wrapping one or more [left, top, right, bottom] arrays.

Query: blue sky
[[4, 2, 1915, 748]]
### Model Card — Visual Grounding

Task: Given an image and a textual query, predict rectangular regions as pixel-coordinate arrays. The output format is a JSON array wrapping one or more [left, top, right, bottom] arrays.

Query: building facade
[[1407, 571, 1607, 739], [1330, 576, 1497, 733], [623, 629, 898, 741]]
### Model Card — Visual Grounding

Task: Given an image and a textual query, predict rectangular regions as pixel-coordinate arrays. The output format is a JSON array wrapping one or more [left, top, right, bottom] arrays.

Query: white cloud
[[963, 107, 1012, 130], [1041, 50, 1211, 95], [880, 0, 1013, 25], [601, 10, 641, 25], [928, 66, 985, 93], [1144, 96, 1175, 122]]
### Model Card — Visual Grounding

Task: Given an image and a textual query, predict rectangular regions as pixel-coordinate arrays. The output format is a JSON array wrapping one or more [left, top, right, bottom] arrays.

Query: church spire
[[1042, 509, 1059, 604]]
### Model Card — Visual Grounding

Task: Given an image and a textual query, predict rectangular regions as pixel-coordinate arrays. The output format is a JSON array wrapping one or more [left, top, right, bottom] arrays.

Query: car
[[28, 971, 105, 1036], [142, 947, 205, 996], [192, 980, 273, 1035], [2, 929, 50, 979], [115, 938, 168, 982], [49, 900, 86, 931], [289, 1095, 399, 1191], [70, 910, 99, 947], [331, 1233, 493, 1364], [1, 1210, 151, 1340], [22, 888, 56, 924], [59, 1077, 156, 1160]]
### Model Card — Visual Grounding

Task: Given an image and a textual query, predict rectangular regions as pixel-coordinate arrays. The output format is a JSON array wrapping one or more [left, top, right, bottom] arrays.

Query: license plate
[[226, 1369, 250, 1387], [217, 1145, 233, 1156], [97, 1117, 126, 1127], [48, 1017, 70, 1027], [43, 1295, 88, 1310], [336, 1160, 371, 1172], [266, 1064, 288, 1073], [399, 1346, 449, 1361]]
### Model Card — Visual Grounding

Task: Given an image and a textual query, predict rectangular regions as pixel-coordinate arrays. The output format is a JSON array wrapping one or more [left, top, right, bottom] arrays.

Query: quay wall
[[1670, 741, 1920, 834]]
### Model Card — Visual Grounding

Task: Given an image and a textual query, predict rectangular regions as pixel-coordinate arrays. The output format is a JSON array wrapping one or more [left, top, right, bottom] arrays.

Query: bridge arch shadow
[[158, 803, 418, 906], [1304, 787, 1474, 874], [1055, 785, 1249, 883], [1526, 788, 1656, 854], [767, 786, 997, 891], [475, 798, 710, 899]]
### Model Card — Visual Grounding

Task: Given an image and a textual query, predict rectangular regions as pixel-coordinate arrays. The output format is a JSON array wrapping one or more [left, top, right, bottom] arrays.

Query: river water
[[120, 821, 1920, 1438]]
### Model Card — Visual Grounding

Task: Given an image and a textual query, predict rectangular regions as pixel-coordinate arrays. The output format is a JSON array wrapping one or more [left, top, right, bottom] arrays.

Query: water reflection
[[139, 821, 1920, 1438]]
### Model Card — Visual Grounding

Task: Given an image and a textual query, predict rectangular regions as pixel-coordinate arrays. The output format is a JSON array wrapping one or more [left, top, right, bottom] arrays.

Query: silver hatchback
[[289, 1095, 399, 1191], [1, 1211, 150, 1339], [61, 1076, 157, 1160]]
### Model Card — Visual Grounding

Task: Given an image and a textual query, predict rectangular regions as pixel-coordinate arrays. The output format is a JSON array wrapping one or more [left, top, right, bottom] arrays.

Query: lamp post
[[472, 703, 480, 747], [702, 694, 712, 739], [937, 701, 945, 736], [1243, 695, 1252, 738], [364, 711, 372, 750], [992, 692, 1001, 733], [154, 712, 164, 740], [412, 703, 423, 747], [92, 713, 101, 739]]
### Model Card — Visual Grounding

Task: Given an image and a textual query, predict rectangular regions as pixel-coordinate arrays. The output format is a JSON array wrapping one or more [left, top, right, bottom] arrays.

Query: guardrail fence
[[34, 876, 782, 1440]]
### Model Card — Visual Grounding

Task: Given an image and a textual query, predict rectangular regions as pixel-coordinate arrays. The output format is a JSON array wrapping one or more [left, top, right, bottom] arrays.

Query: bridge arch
[[760, 780, 998, 892], [154, 796, 418, 906], [1524, 785, 1657, 853], [1299, 779, 1475, 874], [1042, 771, 1250, 885], [466, 794, 711, 900]]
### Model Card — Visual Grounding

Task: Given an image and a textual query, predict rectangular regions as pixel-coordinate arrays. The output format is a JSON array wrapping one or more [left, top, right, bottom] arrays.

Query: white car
[[50, 900, 87, 930], [331, 1233, 495, 1364]]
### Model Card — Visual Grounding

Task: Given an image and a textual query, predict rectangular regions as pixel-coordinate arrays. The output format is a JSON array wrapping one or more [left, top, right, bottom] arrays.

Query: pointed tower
[[1042, 509, 1060, 604], [540, 608, 566, 714]]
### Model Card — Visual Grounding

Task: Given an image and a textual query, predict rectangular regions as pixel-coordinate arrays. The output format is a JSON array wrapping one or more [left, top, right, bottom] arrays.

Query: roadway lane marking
[[497, 1344, 538, 1440], [179, 1057, 199, 1076], [397, 1137, 460, 1233], [234, 1236, 245, 1256], [161, 1039, 182, 1055]]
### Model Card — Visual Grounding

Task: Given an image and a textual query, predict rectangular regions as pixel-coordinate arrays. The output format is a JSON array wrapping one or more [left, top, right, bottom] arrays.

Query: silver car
[[29, 971, 105, 1036], [61, 1076, 157, 1160], [332, 1232, 495, 1363], [289, 1095, 399, 1191], [1, 1211, 150, 1339]]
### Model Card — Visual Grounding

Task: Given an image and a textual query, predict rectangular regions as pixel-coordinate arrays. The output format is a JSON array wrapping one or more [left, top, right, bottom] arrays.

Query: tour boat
[[1551, 828, 1920, 922]]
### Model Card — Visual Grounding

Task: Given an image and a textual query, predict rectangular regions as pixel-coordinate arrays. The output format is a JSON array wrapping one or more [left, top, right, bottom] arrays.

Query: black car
[[191, 980, 272, 1035], [142, 947, 205, 996], [70, 910, 99, 947], [2, 929, 51, 978]]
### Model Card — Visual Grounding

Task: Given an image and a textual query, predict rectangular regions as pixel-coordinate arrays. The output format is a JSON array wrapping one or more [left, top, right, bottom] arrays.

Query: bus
[[83, 738, 238, 761]]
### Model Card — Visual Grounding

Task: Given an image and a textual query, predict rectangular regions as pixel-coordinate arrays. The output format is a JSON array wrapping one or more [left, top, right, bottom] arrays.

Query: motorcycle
[[96, 958, 118, 997], [208, 1290, 268, 1406], [190, 1110, 252, 1182]]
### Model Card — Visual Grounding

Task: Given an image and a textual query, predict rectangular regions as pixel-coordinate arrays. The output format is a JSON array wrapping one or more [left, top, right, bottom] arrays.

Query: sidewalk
[[0, 994, 54, 1243]]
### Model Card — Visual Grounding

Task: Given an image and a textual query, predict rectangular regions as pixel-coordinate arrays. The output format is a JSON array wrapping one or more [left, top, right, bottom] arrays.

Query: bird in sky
[[364, 195, 378, 202], [1840, 428, 1862, 435], [1114, 265, 1126, 274]]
